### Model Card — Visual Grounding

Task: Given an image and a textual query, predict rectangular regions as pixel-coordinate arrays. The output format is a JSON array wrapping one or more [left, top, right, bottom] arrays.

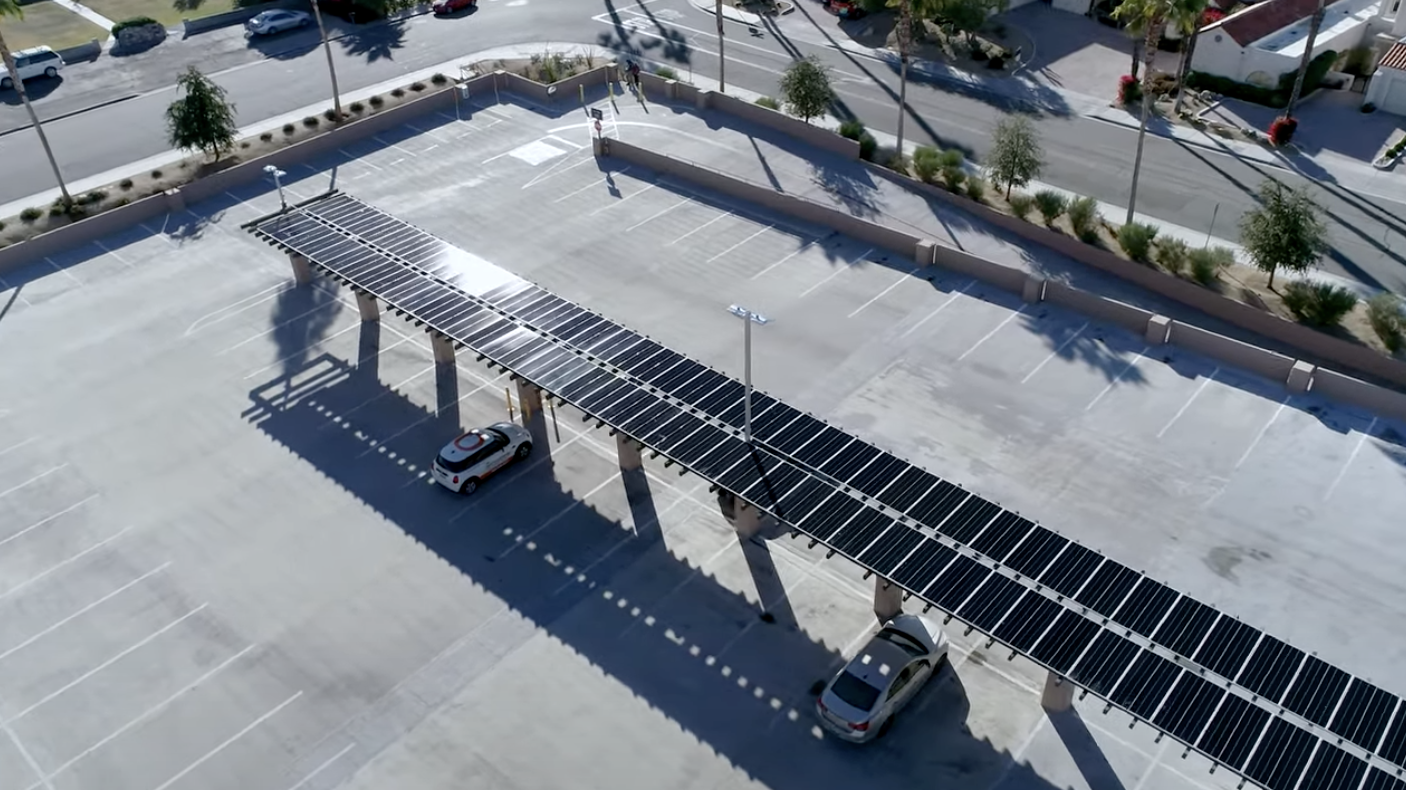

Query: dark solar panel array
[[247, 193, 1401, 790]]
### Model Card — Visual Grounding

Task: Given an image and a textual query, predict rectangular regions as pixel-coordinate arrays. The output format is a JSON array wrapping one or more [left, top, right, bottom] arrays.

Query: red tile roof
[[1210, 0, 1339, 48], [1382, 39, 1406, 70]]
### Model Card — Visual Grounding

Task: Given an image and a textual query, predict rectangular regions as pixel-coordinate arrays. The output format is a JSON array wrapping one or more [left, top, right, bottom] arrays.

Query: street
[[1, 0, 1405, 293]]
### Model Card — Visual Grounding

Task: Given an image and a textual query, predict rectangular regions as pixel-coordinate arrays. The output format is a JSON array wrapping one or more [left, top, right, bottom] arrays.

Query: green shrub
[[150, 169, 163, 179], [1186, 71, 1286, 108], [1007, 192, 1034, 219], [110, 16, 158, 34], [48, 204, 65, 217], [1117, 222, 1159, 262], [391, 87, 406, 98], [1277, 50, 1336, 95], [1033, 190, 1066, 223], [19, 207, 42, 222], [912, 145, 942, 183], [937, 149, 964, 169], [655, 66, 678, 80], [410, 81, 426, 92], [119, 178, 134, 190], [1281, 280, 1358, 327], [302, 116, 319, 127], [940, 165, 966, 190], [838, 119, 866, 140], [323, 108, 338, 121], [965, 176, 986, 202], [857, 132, 878, 161], [1188, 245, 1233, 285], [754, 96, 780, 110], [81, 190, 107, 205], [1155, 237, 1190, 274], [431, 73, 449, 85], [369, 95, 385, 107], [259, 131, 274, 142], [282, 124, 295, 135], [349, 102, 364, 113], [885, 153, 909, 173], [1367, 293, 1405, 353], [1067, 195, 1100, 241]]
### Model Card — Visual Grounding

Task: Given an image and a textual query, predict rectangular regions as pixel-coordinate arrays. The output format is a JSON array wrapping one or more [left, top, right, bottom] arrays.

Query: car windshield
[[830, 670, 882, 712], [874, 628, 928, 658]]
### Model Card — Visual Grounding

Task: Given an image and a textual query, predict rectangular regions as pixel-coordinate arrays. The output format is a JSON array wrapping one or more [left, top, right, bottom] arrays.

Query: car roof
[[14, 46, 56, 56], [841, 637, 913, 689], [439, 429, 499, 462]]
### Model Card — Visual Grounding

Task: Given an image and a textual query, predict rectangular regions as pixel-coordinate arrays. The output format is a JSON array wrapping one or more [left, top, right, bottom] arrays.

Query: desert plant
[[1008, 192, 1035, 219], [1155, 236, 1190, 274], [656, 66, 678, 80], [754, 96, 780, 110], [349, 102, 364, 113], [885, 152, 910, 174], [912, 145, 943, 183], [150, 169, 164, 179], [259, 131, 274, 142], [324, 108, 338, 121], [1188, 245, 1234, 285], [1067, 195, 1100, 242], [391, 87, 406, 98], [165, 66, 239, 161], [48, 204, 64, 217], [120, 178, 135, 190], [1367, 292, 1405, 353], [1118, 74, 1142, 106], [965, 176, 986, 202], [240, 140, 250, 148], [19, 207, 42, 222], [282, 123, 295, 135], [302, 116, 319, 127], [779, 56, 834, 123], [369, 95, 385, 107], [838, 119, 866, 139], [110, 15, 158, 35], [1117, 222, 1159, 262], [1267, 115, 1297, 146], [431, 73, 449, 85], [986, 115, 1042, 198], [410, 81, 426, 92], [1033, 190, 1066, 223], [1238, 180, 1328, 288], [937, 149, 966, 190], [1281, 280, 1358, 327], [81, 190, 106, 205]]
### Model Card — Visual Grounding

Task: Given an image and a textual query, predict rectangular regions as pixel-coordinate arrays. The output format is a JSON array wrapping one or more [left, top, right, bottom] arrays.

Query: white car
[[0, 46, 64, 91], [244, 9, 311, 36], [430, 423, 533, 494], [816, 614, 950, 742]]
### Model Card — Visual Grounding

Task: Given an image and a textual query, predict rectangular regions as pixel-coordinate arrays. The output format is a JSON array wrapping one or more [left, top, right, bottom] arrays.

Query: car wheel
[[0, 77, 12, 90], [44, 67, 58, 78], [877, 716, 894, 738], [515, 443, 532, 460], [459, 477, 480, 495]]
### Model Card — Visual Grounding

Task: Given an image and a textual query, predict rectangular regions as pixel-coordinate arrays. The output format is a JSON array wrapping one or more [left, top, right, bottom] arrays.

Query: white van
[[0, 46, 65, 91]]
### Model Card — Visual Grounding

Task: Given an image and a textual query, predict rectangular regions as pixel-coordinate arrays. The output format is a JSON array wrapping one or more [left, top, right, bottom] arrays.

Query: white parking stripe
[[1156, 367, 1218, 439], [956, 306, 1025, 362], [1021, 321, 1089, 384]]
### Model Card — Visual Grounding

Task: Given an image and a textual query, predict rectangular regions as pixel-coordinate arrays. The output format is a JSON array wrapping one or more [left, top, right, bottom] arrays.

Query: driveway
[[1000, 3, 1180, 99]]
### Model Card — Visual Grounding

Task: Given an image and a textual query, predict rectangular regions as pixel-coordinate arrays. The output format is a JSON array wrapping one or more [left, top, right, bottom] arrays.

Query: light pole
[[264, 165, 288, 210], [727, 304, 769, 443]]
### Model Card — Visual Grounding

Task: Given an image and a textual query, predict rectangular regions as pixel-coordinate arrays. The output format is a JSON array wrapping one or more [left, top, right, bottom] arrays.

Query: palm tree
[[1169, 0, 1211, 116], [0, 0, 74, 208], [716, 0, 726, 92], [1112, 0, 1200, 224], [893, 0, 913, 156], [310, 0, 343, 118]]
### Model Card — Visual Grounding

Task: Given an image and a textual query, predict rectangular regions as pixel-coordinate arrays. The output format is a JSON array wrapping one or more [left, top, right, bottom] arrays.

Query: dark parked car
[[433, 0, 476, 14]]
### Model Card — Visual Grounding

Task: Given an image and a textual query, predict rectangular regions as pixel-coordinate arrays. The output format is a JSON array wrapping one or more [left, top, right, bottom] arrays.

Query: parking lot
[[0, 93, 1401, 790]]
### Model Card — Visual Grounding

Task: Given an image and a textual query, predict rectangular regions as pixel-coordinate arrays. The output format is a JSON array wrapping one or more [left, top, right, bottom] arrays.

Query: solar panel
[[791, 427, 854, 469], [819, 441, 884, 484], [906, 480, 968, 527], [877, 466, 941, 513], [966, 509, 1030, 560], [1197, 694, 1270, 769], [1039, 545, 1103, 599], [923, 555, 991, 611], [1152, 597, 1219, 657], [1192, 618, 1261, 681], [797, 492, 864, 542], [890, 539, 958, 591], [858, 523, 925, 578], [958, 574, 1025, 632], [1112, 578, 1178, 638], [1236, 636, 1306, 705], [1029, 611, 1100, 675], [1297, 741, 1367, 790], [1362, 767, 1406, 790], [1243, 719, 1316, 790], [992, 592, 1061, 652], [1282, 656, 1351, 727], [766, 411, 826, 455], [1328, 680, 1397, 753], [1003, 527, 1069, 579], [1378, 704, 1406, 766], [1109, 652, 1181, 719], [1070, 631, 1139, 696], [1153, 672, 1226, 744], [830, 509, 897, 558], [849, 452, 911, 498], [1074, 561, 1141, 618]]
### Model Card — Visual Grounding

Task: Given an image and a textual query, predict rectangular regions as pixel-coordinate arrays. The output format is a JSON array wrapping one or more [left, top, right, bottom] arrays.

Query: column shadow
[[1047, 708, 1130, 790], [435, 361, 460, 434], [358, 319, 381, 382]]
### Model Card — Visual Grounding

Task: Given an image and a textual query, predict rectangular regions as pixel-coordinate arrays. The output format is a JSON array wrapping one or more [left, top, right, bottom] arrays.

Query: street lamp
[[726, 304, 769, 443], [264, 165, 288, 210]]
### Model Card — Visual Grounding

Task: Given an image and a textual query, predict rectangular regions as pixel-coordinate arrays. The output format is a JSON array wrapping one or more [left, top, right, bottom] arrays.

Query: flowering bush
[[1118, 74, 1143, 106], [1201, 8, 1225, 26], [1267, 115, 1298, 146]]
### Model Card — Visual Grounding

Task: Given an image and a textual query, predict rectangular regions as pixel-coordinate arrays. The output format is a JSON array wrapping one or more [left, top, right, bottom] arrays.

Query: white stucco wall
[[1193, 0, 1379, 81], [1366, 65, 1406, 112]]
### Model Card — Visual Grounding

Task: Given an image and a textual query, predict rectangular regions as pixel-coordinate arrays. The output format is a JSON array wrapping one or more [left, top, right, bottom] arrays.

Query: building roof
[[1211, 0, 1344, 47], [1382, 38, 1406, 70]]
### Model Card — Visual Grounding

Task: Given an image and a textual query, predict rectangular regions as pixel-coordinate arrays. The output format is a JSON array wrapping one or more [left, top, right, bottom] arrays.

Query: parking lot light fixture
[[264, 165, 288, 210], [727, 304, 770, 443]]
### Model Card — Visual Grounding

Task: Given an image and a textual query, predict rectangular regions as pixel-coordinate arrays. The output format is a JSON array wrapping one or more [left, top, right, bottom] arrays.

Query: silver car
[[430, 422, 533, 494], [244, 9, 311, 36], [816, 614, 950, 742]]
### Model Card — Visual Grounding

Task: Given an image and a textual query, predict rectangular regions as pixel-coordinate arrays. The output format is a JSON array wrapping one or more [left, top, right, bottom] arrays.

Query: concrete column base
[[665, 78, 679, 99], [616, 433, 643, 471], [1021, 276, 1046, 303], [696, 89, 712, 110], [1286, 360, 1315, 392], [914, 239, 937, 267], [356, 291, 379, 322], [1145, 315, 1172, 345], [516, 380, 543, 424], [1041, 672, 1075, 711], [432, 334, 456, 365], [731, 501, 762, 539], [289, 253, 313, 286], [873, 577, 902, 622]]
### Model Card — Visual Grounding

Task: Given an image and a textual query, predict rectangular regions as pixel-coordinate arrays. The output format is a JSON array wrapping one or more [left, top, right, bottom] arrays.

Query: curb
[[0, 93, 140, 139]]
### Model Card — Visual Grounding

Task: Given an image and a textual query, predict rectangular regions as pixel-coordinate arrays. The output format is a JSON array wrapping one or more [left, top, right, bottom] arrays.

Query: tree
[[1170, 2, 1213, 115], [166, 67, 239, 160], [312, 0, 343, 118], [986, 115, 1042, 199], [1111, 0, 1202, 225], [1283, 0, 1326, 120], [779, 56, 833, 123], [0, 0, 74, 208], [929, 0, 1006, 46], [1238, 180, 1330, 289], [716, 0, 726, 92]]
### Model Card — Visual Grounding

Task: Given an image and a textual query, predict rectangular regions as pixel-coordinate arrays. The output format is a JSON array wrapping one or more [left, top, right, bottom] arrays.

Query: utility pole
[[896, 0, 911, 156], [1284, 0, 1327, 119], [716, 0, 726, 92]]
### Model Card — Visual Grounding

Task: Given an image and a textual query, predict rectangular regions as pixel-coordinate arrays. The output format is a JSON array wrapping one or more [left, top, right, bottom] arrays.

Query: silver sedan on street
[[816, 614, 950, 742]]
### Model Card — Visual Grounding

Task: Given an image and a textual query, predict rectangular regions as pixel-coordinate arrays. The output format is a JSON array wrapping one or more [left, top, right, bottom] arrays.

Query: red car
[[432, 0, 475, 14]]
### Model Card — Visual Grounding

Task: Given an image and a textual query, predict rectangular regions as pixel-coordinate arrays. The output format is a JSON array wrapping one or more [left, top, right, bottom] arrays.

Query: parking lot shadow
[[1047, 708, 1129, 790], [240, 349, 1080, 789]]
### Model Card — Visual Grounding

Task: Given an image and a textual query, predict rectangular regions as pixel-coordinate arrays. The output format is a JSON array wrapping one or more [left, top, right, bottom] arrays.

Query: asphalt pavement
[[2, 0, 1406, 294]]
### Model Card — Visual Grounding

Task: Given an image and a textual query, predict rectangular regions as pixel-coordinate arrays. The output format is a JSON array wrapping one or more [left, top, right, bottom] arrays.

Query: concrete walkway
[[52, 0, 115, 32]]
